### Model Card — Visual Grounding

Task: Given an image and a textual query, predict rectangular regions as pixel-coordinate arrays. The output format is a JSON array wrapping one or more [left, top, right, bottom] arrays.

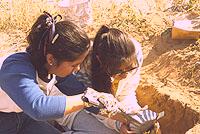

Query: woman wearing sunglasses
[[87, 25, 143, 114], [76, 25, 163, 134], [51, 25, 153, 134]]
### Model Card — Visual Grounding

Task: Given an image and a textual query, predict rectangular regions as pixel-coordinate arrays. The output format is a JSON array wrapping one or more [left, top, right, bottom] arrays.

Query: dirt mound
[[137, 26, 200, 134], [142, 26, 200, 87], [0, 0, 199, 133], [136, 78, 200, 134]]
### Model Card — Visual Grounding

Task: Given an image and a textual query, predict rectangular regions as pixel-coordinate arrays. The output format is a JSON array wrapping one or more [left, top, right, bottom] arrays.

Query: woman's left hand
[[120, 122, 161, 134]]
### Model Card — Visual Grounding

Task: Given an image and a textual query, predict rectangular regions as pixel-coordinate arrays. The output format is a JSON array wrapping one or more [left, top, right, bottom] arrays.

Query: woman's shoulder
[[0, 52, 35, 75], [3, 52, 31, 62], [131, 38, 143, 66], [131, 38, 142, 53]]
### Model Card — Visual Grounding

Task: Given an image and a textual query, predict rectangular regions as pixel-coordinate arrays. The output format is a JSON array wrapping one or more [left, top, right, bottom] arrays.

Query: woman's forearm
[[64, 93, 85, 115]]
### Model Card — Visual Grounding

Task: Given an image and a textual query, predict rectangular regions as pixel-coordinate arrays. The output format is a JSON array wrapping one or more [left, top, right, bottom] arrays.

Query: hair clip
[[46, 17, 53, 27], [52, 34, 59, 44], [101, 33, 108, 39], [54, 14, 62, 23], [48, 74, 51, 80], [37, 24, 42, 29]]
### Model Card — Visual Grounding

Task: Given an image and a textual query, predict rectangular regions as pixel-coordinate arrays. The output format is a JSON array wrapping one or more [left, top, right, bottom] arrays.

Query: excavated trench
[[136, 79, 200, 134]]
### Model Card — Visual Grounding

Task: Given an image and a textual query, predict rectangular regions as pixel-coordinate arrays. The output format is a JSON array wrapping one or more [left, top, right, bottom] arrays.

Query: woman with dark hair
[[53, 25, 163, 134], [78, 25, 144, 133], [0, 13, 115, 134]]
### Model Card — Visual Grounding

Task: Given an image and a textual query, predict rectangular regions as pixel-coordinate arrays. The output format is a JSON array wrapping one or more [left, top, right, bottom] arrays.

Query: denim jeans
[[0, 112, 61, 134], [62, 110, 118, 134]]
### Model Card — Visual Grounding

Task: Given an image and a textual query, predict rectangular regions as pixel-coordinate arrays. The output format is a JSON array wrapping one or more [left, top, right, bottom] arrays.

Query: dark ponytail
[[26, 12, 90, 80], [91, 25, 136, 93], [91, 25, 111, 93]]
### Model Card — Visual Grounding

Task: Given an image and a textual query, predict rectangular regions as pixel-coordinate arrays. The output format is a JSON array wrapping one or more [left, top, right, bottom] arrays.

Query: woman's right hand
[[83, 88, 115, 106], [120, 123, 161, 134], [83, 88, 121, 114], [120, 123, 135, 134], [82, 87, 104, 107]]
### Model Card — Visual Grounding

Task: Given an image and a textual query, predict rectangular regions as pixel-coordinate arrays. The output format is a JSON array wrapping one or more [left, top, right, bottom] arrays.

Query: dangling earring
[[49, 60, 57, 66], [48, 74, 51, 79], [48, 62, 53, 79]]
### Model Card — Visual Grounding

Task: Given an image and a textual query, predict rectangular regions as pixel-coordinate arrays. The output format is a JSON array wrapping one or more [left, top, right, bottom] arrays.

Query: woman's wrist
[[64, 94, 85, 115]]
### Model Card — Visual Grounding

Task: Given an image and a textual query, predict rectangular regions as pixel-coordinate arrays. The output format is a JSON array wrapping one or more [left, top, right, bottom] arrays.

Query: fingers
[[83, 88, 101, 107], [149, 122, 161, 134], [126, 108, 164, 133], [98, 94, 121, 117], [84, 88, 118, 112], [120, 124, 136, 134]]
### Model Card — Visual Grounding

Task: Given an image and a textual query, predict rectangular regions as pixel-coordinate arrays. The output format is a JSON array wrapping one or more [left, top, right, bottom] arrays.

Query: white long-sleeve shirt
[[88, 38, 143, 132], [50, 38, 143, 132]]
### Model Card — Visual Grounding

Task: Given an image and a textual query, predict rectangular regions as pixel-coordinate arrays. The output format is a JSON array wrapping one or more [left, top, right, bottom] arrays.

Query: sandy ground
[[0, 0, 199, 133]]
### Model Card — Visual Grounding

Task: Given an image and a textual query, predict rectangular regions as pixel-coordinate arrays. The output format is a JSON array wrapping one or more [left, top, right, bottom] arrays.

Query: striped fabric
[[127, 110, 164, 133]]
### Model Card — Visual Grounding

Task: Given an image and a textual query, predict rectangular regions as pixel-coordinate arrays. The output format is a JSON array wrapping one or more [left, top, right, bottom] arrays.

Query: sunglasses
[[106, 58, 139, 76], [110, 66, 138, 76]]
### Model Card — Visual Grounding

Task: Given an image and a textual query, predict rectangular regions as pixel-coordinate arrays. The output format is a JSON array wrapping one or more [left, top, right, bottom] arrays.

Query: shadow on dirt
[[143, 28, 197, 66]]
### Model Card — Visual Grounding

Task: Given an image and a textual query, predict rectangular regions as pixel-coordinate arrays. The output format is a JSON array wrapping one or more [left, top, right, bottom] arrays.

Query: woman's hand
[[82, 87, 103, 107], [148, 122, 162, 134], [120, 109, 164, 134], [83, 88, 121, 116], [120, 122, 161, 134], [120, 123, 135, 134]]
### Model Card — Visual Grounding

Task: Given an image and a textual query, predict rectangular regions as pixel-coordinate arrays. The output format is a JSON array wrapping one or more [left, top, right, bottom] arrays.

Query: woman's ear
[[46, 53, 56, 66]]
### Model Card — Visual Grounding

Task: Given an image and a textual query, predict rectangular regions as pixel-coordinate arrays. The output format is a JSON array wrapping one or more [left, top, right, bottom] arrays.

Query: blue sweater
[[0, 52, 67, 121]]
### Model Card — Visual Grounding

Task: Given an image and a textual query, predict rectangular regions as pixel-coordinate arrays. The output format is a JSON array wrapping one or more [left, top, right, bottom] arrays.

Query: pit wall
[[136, 83, 200, 134]]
